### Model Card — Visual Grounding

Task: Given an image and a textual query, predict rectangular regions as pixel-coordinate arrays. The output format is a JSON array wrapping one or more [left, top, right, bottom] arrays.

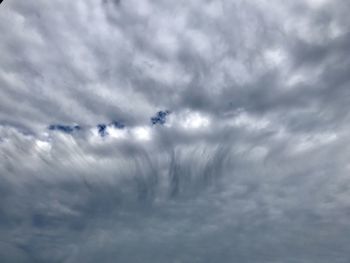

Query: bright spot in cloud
[[132, 126, 152, 141], [109, 127, 128, 139], [35, 140, 51, 152], [231, 111, 270, 131], [264, 48, 287, 67], [181, 111, 210, 129], [89, 127, 104, 143], [306, 0, 330, 8], [292, 133, 338, 153]]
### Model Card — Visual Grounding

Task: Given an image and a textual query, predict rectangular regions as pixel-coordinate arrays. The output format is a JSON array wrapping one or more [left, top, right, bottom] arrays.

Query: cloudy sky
[[1, 0, 350, 262]]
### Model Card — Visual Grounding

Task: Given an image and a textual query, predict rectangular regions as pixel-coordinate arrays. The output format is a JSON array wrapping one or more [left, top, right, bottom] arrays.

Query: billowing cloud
[[1, 0, 350, 262]]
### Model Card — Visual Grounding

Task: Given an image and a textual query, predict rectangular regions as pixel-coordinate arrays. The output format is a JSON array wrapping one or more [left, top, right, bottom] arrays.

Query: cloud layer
[[1, 0, 350, 262]]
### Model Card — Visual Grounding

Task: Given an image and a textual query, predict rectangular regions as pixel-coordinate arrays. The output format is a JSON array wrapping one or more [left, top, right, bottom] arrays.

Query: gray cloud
[[1, 0, 350, 262]]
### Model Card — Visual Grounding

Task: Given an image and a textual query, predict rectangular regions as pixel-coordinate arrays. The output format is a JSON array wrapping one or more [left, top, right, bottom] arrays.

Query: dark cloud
[[1, 0, 350, 262]]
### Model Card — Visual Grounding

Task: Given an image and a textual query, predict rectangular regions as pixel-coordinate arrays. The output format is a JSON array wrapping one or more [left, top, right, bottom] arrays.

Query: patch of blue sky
[[48, 124, 81, 133], [151, 110, 170, 125]]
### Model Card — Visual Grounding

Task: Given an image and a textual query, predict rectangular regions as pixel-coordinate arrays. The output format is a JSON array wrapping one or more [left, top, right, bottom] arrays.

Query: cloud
[[1, 0, 350, 262]]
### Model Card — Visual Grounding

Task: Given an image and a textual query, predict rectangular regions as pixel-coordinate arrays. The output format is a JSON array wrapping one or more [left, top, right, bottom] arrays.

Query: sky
[[1, 0, 350, 262]]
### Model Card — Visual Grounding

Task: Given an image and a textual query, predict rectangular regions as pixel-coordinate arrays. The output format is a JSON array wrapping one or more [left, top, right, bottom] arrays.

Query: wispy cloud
[[1, 0, 350, 262]]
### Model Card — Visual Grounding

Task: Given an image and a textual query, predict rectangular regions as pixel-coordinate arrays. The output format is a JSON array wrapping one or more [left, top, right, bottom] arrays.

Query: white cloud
[[108, 126, 128, 139], [306, 0, 330, 9], [35, 139, 51, 152], [1, 0, 350, 261], [132, 126, 152, 141], [181, 111, 210, 129]]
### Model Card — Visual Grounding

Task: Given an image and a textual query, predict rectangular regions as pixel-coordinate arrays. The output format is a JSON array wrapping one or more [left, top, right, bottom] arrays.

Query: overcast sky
[[1, 0, 350, 262]]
